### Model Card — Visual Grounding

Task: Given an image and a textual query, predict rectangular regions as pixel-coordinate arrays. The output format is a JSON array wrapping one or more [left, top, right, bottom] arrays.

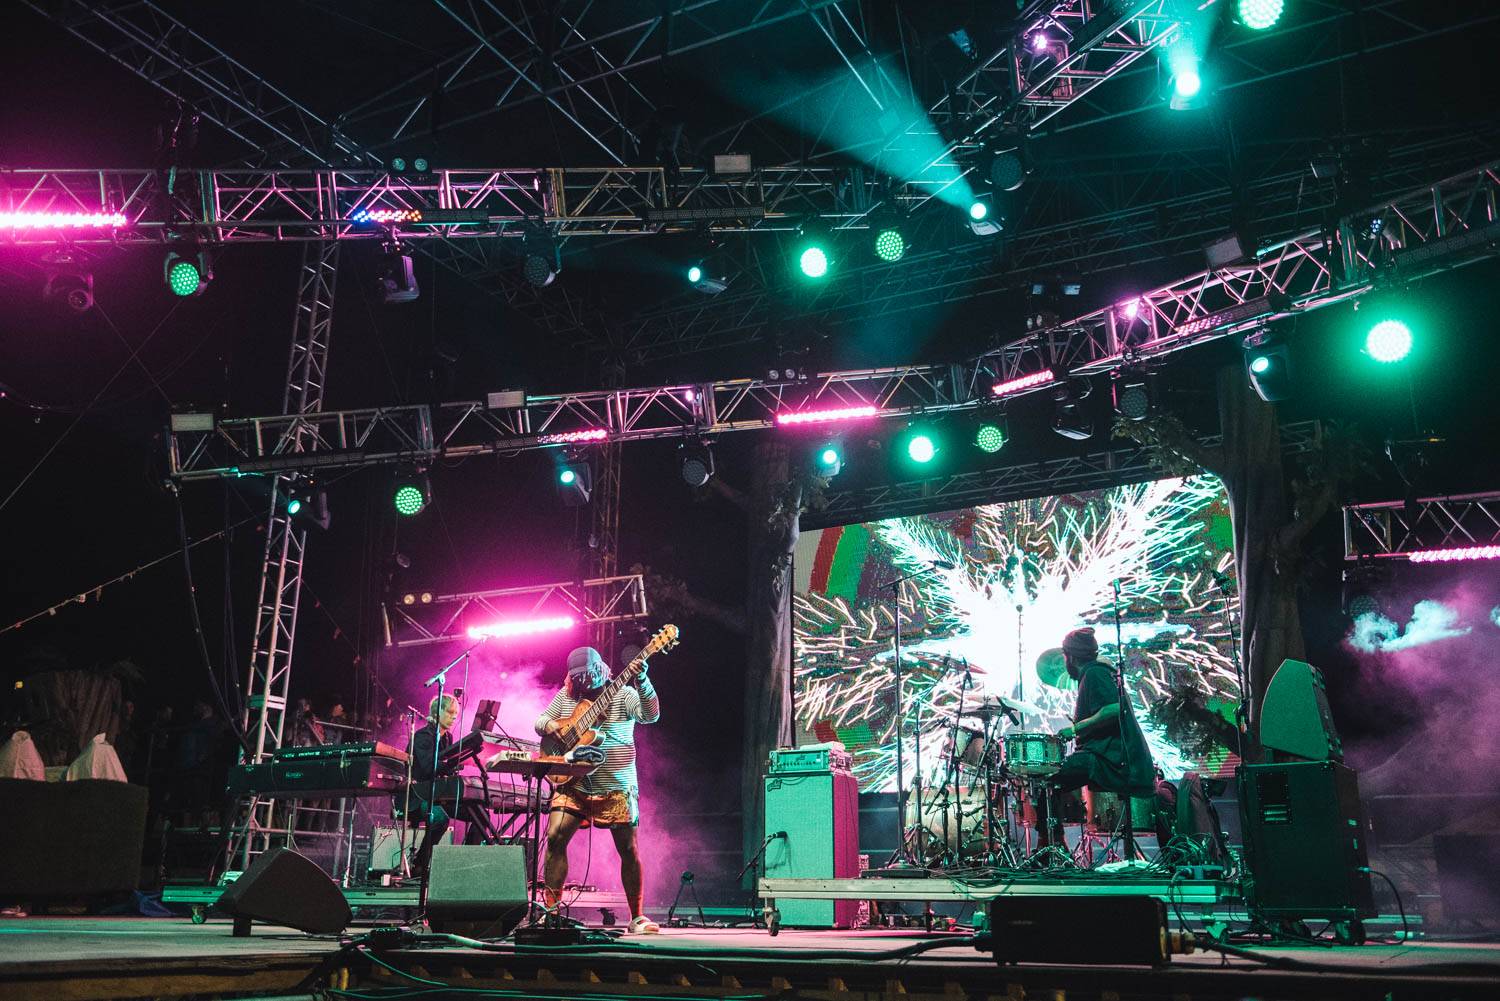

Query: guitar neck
[[578, 657, 645, 732]]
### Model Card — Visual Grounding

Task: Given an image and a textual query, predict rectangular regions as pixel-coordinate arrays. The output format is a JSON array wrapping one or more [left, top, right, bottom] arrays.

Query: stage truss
[[383, 573, 649, 649], [153, 159, 1500, 482], [1343, 490, 1500, 560]]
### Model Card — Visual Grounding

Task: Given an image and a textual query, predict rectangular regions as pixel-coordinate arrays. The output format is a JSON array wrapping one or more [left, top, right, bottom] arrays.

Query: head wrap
[[1061, 627, 1099, 661]]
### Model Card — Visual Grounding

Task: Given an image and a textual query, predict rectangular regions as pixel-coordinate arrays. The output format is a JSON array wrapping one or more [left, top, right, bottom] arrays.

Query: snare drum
[[1003, 732, 1064, 777]]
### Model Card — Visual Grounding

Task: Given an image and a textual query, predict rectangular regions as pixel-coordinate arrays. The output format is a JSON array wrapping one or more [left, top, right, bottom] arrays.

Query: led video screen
[[792, 475, 1242, 792]]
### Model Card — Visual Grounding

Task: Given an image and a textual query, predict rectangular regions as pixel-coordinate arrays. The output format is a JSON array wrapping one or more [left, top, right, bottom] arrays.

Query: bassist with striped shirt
[[536, 645, 661, 934]]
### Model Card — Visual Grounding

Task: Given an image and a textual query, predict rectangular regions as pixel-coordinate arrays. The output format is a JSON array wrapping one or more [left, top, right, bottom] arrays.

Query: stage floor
[[4, 916, 1500, 1001]]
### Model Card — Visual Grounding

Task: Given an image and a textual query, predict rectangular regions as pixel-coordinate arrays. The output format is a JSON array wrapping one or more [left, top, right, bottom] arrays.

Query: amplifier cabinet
[[764, 770, 859, 928], [1241, 761, 1375, 920]]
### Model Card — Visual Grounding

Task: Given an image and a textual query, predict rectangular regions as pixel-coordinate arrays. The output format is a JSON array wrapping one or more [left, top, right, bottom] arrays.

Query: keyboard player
[[407, 693, 463, 876]]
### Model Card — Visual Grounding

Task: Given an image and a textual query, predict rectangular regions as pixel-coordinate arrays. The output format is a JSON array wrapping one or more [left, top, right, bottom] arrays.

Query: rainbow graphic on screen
[[792, 475, 1242, 793]]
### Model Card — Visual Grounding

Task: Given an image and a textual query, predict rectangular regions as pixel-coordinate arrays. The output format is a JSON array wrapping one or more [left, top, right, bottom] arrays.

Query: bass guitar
[[539, 624, 679, 786]]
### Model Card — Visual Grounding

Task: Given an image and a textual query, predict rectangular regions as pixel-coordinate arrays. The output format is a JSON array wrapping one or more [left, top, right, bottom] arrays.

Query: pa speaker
[[1241, 761, 1375, 920], [989, 896, 1171, 966], [217, 848, 350, 935], [426, 844, 529, 938]]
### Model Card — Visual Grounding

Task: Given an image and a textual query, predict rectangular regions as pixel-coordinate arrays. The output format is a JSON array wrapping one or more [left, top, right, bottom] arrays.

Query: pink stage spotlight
[[1031, 32, 1050, 52], [775, 405, 882, 427], [1408, 545, 1500, 564], [1120, 298, 1141, 320], [538, 428, 609, 444], [991, 369, 1057, 398], [683, 388, 697, 403], [0, 211, 127, 229], [466, 614, 576, 639]]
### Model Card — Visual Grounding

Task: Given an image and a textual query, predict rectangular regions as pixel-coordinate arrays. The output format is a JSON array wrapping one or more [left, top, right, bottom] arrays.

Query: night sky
[[3, 3, 1499, 850]]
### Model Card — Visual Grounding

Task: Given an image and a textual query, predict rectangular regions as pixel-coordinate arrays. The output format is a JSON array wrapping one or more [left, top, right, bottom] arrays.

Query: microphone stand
[[739, 831, 783, 926], [1111, 579, 1137, 863], [418, 637, 483, 903], [879, 563, 943, 867]]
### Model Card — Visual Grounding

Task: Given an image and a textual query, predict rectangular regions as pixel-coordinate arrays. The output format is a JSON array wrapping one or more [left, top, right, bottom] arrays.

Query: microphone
[[775, 831, 788, 839], [930, 560, 955, 570]]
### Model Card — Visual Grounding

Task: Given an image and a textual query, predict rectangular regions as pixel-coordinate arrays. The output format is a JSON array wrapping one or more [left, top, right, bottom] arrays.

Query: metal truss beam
[[383, 573, 648, 649], [159, 159, 1500, 482], [613, 127, 1500, 360], [988, 158, 1500, 385], [226, 240, 339, 872], [20, 0, 600, 335], [1344, 491, 1500, 561], [19, 0, 365, 168], [807, 421, 1322, 529], [339, 1, 847, 154]]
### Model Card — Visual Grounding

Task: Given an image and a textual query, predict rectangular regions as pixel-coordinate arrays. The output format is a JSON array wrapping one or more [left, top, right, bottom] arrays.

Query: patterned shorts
[[550, 786, 638, 828]]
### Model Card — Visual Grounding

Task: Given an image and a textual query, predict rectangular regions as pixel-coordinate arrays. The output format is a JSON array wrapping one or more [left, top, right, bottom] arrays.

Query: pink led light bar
[[0, 211, 127, 229], [466, 614, 576, 639], [538, 428, 609, 444], [350, 208, 423, 224], [991, 369, 1057, 398], [775, 405, 882, 426], [1408, 545, 1500, 563]]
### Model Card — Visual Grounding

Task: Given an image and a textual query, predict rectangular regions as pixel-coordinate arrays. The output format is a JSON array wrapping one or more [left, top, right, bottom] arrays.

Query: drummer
[[1042, 627, 1155, 841]]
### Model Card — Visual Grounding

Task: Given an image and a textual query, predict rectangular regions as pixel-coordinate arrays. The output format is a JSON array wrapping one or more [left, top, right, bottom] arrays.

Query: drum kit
[[902, 696, 1072, 868]]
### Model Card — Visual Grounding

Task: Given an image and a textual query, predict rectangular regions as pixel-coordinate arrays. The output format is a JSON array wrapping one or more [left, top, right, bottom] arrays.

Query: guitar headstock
[[641, 623, 679, 660]]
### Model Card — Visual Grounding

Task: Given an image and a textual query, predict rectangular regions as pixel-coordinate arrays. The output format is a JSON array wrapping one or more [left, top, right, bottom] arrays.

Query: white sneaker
[[627, 914, 660, 935]]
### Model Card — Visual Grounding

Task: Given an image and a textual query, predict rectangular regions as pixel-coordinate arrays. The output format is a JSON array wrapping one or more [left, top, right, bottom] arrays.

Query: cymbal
[[957, 697, 1043, 718]]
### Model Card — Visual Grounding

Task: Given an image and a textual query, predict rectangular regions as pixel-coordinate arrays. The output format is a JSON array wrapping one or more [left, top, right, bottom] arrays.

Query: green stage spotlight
[[816, 443, 843, 477], [969, 200, 989, 222], [1365, 319, 1412, 363], [907, 433, 937, 464], [393, 477, 429, 516], [874, 227, 906, 262], [687, 264, 703, 284], [287, 497, 303, 515], [1237, 0, 1284, 30], [975, 423, 1006, 454], [799, 245, 829, 278]]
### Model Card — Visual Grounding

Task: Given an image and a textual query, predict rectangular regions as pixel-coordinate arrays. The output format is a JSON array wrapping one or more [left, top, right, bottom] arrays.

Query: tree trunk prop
[[740, 440, 798, 879], [1213, 366, 1306, 734]]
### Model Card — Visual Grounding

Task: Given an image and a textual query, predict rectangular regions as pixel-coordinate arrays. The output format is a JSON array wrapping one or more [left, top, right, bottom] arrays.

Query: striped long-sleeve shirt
[[534, 676, 659, 795]]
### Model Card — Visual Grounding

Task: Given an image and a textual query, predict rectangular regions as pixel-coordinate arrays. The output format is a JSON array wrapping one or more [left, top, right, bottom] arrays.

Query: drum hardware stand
[[879, 560, 950, 867]]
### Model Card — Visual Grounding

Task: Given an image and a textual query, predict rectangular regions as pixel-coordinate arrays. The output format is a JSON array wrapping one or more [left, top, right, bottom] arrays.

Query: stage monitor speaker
[[764, 769, 859, 928], [216, 847, 351, 936], [1241, 761, 1375, 920], [988, 896, 1171, 965], [1260, 659, 1343, 762], [426, 843, 529, 938]]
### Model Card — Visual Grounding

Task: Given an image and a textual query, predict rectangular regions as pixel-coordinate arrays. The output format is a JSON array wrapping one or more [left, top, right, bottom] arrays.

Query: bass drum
[[903, 786, 988, 864]]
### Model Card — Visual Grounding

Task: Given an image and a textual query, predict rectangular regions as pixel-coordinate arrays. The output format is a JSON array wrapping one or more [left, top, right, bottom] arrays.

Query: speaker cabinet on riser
[[216, 847, 351, 935], [764, 770, 859, 928], [1241, 761, 1375, 920], [426, 843, 529, 937]]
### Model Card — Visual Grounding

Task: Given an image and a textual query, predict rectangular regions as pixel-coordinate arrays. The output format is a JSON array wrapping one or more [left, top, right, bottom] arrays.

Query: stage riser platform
[[3, 920, 1495, 1001]]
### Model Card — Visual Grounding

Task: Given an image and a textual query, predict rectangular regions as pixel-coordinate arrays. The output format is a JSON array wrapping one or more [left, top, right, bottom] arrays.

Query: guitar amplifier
[[1260, 659, 1343, 762], [764, 769, 859, 928], [768, 746, 852, 775]]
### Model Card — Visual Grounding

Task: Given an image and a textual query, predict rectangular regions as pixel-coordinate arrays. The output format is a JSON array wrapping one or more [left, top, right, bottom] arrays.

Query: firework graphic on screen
[[792, 476, 1241, 792]]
